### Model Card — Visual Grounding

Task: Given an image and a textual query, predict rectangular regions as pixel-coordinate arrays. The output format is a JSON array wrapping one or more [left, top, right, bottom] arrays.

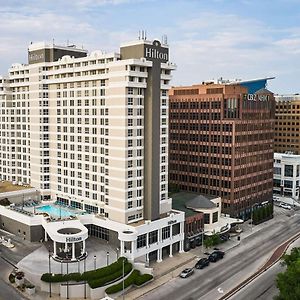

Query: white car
[[279, 202, 292, 210], [180, 268, 194, 278]]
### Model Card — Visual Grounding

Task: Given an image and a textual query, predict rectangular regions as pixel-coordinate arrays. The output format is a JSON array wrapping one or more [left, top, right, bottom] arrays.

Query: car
[[180, 268, 194, 278], [279, 202, 292, 210], [195, 258, 210, 269], [208, 250, 225, 262]]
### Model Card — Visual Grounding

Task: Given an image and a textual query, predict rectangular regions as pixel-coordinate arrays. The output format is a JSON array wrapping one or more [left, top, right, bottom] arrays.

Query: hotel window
[[127, 201, 133, 209], [137, 234, 146, 248], [128, 87, 134, 95], [127, 98, 133, 105], [148, 230, 158, 244], [162, 226, 170, 240]]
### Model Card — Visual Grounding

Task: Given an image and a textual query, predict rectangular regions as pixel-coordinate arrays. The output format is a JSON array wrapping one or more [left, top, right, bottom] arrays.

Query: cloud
[[168, 12, 300, 93], [0, 1, 300, 93]]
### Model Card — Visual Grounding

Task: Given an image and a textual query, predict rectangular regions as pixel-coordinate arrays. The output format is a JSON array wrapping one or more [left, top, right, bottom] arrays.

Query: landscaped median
[[41, 257, 132, 289], [105, 269, 153, 295]]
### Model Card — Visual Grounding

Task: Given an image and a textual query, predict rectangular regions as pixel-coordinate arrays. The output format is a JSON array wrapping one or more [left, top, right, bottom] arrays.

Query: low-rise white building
[[273, 152, 300, 199]]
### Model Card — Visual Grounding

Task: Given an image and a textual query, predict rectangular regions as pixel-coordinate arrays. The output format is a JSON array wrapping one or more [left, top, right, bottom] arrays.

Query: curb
[[154, 255, 197, 279], [123, 255, 197, 300], [219, 231, 300, 300]]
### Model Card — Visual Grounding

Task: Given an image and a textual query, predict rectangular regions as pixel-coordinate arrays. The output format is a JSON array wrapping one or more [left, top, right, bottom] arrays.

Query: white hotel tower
[[0, 38, 184, 262]]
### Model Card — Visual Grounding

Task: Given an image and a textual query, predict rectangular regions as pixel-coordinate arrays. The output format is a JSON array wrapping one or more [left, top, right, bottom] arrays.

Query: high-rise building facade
[[0, 38, 185, 262], [274, 94, 300, 154], [169, 81, 275, 219]]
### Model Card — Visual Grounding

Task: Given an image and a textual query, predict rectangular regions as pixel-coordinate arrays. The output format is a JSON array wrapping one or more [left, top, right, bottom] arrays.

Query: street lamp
[[106, 251, 109, 266], [48, 250, 52, 298], [122, 258, 125, 300], [84, 257, 87, 299], [66, 259, 69, 299], [94, 255, 96, 270]]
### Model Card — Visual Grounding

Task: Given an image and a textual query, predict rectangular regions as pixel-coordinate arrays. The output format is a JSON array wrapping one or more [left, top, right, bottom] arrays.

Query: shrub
[[9, 274, 15, 283], [40, 257, 130, 289], [26, 284, 35, 289], [135, 274, 153, 286], [89, 262, 132, 289], [105, 270, 153, 295], [81, 257, 127, 282]]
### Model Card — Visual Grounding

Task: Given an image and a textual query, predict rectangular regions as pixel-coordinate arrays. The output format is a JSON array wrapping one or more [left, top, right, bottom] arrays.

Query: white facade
[[274, 152, 300, 199], [0, 39, 184, 262]]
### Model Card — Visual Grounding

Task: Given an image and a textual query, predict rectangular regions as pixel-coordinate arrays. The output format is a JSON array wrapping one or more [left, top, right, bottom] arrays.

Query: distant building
[[169, 79, 275, 219], [172, 192, 243, 250], [273, 152, 300, 199], [274, 94, 300, 154]]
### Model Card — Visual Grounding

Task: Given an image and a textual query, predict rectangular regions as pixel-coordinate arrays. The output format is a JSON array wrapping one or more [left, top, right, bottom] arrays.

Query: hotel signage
[[29, 53, 44, 62], [168, 220, 177, 225], [144, 40, 168, 63], [145, 47, 168, 61], [66, 236, 82, 243], [244, 94, 270, 101]]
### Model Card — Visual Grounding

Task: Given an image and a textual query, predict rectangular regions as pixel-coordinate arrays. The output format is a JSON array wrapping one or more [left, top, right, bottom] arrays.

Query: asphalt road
[[230, 262, 284, 300], [141, 214, 300, 300], [0, 255, 25, 300]]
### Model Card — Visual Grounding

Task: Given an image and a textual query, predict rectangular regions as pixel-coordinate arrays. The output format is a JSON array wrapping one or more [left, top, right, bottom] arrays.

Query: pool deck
[[23, 203, 86, 219]]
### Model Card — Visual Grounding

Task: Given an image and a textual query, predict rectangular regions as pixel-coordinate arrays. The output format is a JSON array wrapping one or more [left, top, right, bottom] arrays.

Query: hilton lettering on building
[[145, 47, 168, 61]]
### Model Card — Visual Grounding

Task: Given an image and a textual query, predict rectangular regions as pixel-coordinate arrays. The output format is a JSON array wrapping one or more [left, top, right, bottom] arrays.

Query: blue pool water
[[36, 205, 76, 218]]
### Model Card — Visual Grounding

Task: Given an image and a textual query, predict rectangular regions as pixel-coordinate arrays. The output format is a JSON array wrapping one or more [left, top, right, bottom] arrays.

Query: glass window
[[212, 212, 218, 223], [204, 213, 210, 224], [148, 230, 158, 244], [137, 234, 146, 248], [284, 165, 293, 177], [162, 226, 170, 240]]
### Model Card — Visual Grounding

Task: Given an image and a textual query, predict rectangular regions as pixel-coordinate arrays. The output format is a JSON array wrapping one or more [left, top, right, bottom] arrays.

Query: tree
[[275, 247, 300, 300]]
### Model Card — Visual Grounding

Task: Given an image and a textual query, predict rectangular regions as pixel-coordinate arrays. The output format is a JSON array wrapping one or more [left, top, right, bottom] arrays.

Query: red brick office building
[[169, 82, 275, 219]]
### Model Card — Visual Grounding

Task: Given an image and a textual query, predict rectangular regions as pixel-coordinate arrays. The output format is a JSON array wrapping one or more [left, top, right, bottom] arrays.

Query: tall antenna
[[138, 30, 141, 40], [145, 30, 147, 40]]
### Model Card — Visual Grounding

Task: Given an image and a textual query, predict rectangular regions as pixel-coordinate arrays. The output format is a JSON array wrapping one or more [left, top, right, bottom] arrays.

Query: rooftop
[[0, 181, 32, 193], [171, 192, 217, 217]]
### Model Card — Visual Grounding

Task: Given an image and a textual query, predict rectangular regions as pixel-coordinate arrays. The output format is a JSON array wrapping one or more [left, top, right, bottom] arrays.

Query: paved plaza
[[17, 237, 118, 276]]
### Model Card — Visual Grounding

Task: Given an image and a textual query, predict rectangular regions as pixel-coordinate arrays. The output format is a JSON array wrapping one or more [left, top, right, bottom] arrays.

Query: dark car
[[195, 258, 210, 269], [208, 250, 225, 262]]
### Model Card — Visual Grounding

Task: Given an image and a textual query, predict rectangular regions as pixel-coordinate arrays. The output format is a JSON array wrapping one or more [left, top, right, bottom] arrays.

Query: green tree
[[203, 236, 214, 249], [275, 247, 300, 300]]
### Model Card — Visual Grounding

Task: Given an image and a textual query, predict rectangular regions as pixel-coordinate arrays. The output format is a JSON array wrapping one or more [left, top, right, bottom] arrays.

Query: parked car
[[208, 250, 225, 262], [195, 258, 210, 269], [279, 202, 292, 210], [180, 268, 194, 278]]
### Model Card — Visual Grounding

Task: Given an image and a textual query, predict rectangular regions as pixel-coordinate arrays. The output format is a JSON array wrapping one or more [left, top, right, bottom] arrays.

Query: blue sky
[[1, 0, 300, 93]]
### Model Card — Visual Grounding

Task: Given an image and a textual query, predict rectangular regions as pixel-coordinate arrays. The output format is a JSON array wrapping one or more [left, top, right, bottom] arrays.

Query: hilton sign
[[145, 47, 168, 61], [66, 236, 82, 243]]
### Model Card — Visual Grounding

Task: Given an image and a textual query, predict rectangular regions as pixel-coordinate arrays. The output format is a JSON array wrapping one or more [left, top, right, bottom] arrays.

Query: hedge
[[41, 272, 82, 283], [105, 270, 153, 295], [88, 262, 132, 289], [81, 257, 127, 281], [135, 273, 153, 286], [41, 257, 132, 289]]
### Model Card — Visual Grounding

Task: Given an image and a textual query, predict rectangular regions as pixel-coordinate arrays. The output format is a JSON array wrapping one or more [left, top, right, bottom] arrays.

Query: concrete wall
[[0, 188, 39, 204], [0, 215, 43, 242]]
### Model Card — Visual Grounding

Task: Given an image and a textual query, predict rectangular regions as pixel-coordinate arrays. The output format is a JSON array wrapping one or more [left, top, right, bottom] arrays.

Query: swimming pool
[[36, 205, 79, 218]]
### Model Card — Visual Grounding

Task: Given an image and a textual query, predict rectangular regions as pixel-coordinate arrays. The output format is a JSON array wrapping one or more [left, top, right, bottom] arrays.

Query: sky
[[0, 0, 300, 94]]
